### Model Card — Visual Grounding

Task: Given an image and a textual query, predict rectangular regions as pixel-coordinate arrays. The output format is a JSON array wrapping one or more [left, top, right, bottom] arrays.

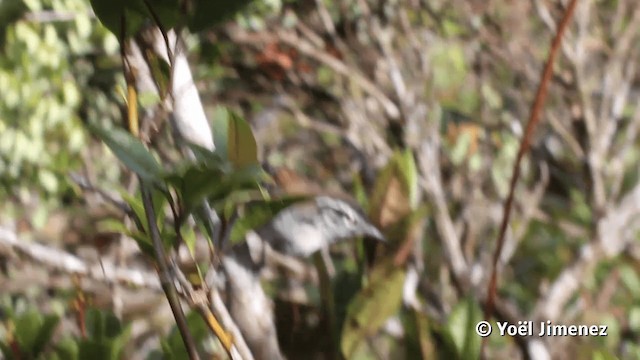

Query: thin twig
[[140, 185, 201, 360], [484, 0, 578, 325]]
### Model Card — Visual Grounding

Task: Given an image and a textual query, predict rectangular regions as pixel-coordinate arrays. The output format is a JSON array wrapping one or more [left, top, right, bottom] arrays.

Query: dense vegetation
[[1, 0, 639, 359]]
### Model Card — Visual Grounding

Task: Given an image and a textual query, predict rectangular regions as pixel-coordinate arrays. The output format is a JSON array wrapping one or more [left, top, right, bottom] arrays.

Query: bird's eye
[[326, 207, 355, 225], [340, 209, 357, 224]]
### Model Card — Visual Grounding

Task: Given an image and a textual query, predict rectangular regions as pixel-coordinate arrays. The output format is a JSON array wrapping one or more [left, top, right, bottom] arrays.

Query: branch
[[228, 28, 400, 120], [485, 0, 578, 322], [418, 131, 468, 281], [534, 182, 640, 320], [0, 226, 160, 290], [140, 185, 201, 360]]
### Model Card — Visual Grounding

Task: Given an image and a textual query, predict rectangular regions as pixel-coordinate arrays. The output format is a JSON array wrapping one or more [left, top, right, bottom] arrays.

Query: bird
[[221, 181, 386, 360]]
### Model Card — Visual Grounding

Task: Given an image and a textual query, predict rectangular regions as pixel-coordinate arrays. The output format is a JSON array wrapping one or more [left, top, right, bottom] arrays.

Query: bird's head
[[257, 195, 385, 257]]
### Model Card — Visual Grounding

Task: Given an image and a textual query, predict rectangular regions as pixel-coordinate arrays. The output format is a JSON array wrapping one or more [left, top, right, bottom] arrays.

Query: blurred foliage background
[[2, 0, 640, 359]]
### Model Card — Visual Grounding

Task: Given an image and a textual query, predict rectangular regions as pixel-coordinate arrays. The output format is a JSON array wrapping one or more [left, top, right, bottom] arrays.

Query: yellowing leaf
[[370, 150, 418, 228], [227, 112, 258, 169], [340, 260, 406, 358]]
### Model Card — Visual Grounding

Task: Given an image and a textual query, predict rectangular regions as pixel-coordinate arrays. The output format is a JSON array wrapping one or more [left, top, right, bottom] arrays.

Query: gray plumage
[[222, 195, 385, 360]]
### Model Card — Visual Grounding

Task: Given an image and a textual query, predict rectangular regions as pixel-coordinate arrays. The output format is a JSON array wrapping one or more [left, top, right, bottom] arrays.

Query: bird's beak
[[363, 223, 387, 243]]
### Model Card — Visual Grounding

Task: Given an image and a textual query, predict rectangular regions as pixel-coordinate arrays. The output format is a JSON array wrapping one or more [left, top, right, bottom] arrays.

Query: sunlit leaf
[[88, 124, 162, 182], [227, 111, 258, 169], [445, 298, 482, 359], [341, 260, 406, 358], [370, 150, 417, 229], [212, 106, 230, 159]]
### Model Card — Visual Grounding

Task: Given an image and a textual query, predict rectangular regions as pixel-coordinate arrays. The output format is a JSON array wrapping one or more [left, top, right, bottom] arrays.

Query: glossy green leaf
[[227, 111, 258, 169], [340, 260, 406, 358], [88, 124, 162, 182]]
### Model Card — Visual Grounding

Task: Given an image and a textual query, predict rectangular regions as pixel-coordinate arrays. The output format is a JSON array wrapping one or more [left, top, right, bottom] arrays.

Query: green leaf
[[151, 187, 169, 232], [89, 0, 181, 39], [85, 308, 124, 341], [13, 310, 60, 358], [14, 310, 42, 351], [89, 0, 147, 39], [77, 340, 116, 360], [88, 124, 162, 182], [227, 111, 258, 169], [340, 260, 406, 358], [79, 309, 130, 360], [228, 195, 310, 245], [164, 156, 263, 216], [120, 191, 147, 233], [97, 218, 130, 235], [85, 309, 106, 341], [145, 50, 171, 98], [187, 143, 229, 169], [32, 314, 61, 357], [188, 0, 254, 31], [90, 0, 253, 39], [130, 231, 156, 257], [445, 298, 482, 359], [619, 264, 640, 298], [0, 343, 10, 360], [54, 338, 80, 360], [162, 311, 208, 360], [369, 150, 415, 229], [164, 162, 225, 212], [396, 149, 419, 209], [212, 106, 230, 159], [402, 309, 436, 360], [181, 225, 197, 255]]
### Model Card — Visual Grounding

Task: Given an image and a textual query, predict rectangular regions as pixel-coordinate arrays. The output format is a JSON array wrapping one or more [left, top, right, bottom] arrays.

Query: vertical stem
[[140, 184, 200, 359], [313, 253, 339, 360]]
